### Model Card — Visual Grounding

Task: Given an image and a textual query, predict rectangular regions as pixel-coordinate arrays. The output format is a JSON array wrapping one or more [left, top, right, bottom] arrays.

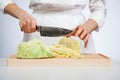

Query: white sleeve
[[0, 0, 14, 13], [89, 0, 107, 31]]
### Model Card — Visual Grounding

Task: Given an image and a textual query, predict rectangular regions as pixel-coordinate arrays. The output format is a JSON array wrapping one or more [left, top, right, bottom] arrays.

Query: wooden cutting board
[[7, 53, 111, 67]]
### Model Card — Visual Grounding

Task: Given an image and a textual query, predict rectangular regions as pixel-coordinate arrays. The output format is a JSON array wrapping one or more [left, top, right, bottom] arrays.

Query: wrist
[[4, 3, 28, 19], [17, 10, 29, 20], [82, 19, 98, 33]]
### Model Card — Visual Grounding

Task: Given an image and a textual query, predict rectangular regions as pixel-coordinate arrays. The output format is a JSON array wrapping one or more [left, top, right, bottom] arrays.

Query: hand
[[4, 3, 37, 33], [19, 13, 37, 33], [66, 19, 98, 48], [66, 25, 90, 48]]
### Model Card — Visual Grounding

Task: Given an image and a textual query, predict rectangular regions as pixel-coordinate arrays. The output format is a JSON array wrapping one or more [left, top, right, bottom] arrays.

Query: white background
[[0, 0, 120, 60]]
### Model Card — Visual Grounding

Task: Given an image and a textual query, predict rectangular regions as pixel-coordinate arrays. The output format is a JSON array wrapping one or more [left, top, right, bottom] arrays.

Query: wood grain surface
[[7, 53, 111, 67]]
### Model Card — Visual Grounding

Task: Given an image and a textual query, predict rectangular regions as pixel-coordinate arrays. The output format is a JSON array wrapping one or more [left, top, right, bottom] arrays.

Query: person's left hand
[[66, 25, 90, 48], [66, 19, 98, 48]]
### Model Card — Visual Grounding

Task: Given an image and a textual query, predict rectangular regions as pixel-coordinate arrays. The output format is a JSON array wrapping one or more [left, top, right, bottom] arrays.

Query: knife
[[36, 26, 72, 37]]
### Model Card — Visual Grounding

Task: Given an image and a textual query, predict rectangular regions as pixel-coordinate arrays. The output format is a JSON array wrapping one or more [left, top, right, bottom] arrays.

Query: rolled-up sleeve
[[89, 0, 107, 31], [0, 0, 14, 13]]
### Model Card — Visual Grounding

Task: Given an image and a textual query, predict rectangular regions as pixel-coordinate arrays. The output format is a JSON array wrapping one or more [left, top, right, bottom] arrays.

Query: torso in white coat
[[29, 0, 88, 28], [23, 0, 95, 54]]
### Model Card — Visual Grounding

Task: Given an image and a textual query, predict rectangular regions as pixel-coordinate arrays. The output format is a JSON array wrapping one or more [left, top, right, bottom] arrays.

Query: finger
[[26, 19, 31, 33], [19, 21, 27, 32], [22, 25, 29, 33], [26, 27, 31, 33], [80, 30, 87, 40], [22, 20, 26, 26], [83, 34, 90, 43], [23, 19, 32, 33], [19, 21, 23, 30], [66, 31, 74, 37], [84, 40, 88, 48], [23, 24, 29, 33], [66, 28, 77, 37], [75, 27, 83, 36], [83, 34, 90, 48], [31, 19, 36, 32]]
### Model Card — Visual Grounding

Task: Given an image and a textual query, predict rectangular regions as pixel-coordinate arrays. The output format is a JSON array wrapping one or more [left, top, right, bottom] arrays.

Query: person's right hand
[[4, 3, 37, 33], [19, 13, 37, 33]]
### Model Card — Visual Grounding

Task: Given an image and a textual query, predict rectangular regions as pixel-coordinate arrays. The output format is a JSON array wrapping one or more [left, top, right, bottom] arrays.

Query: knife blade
[[36, 26, 72, 37]]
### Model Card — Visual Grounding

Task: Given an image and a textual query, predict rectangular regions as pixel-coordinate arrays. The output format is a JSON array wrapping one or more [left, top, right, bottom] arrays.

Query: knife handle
[[21, 25, 40, 32]]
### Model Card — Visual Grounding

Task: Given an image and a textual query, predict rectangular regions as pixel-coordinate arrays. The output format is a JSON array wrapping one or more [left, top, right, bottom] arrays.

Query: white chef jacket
[[0, 0, 106, 53]]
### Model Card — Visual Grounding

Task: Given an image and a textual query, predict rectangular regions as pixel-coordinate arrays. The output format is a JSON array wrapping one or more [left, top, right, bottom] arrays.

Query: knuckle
[[26, 30, 31, 33], [23, 21, 27, 25], [26, 19, 31, 23], [86, 34, 90, 38], [84, 39, 86, 43], [21, 25, 25, 29], [84, 37, 88, 42], [78, 25, 82, 29], [80, 36, 83, 39], [31, 27, 35, 29], [19, 23, 23, 28], [24, 30, 28, 33], [31, 27, 36, 31], [32, 18, 36, 22], [79, 28, 83, 31], [32, 30, 36, 32], [82, 32, 86, 36]]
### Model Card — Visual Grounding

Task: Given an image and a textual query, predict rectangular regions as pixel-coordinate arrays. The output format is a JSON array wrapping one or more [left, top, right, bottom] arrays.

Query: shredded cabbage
[[17, 37, 82, 59], [17, 39, 54, 59], [50, 37, 83, 58]]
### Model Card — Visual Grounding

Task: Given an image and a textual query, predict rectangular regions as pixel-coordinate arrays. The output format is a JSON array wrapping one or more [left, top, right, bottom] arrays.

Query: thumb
[[66, 32, 73, 37], [66, 28, 77, 37]]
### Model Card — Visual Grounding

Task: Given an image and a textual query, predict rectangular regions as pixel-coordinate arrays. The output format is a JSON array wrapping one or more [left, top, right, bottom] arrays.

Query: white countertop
[[0, 58, 120, 80]]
